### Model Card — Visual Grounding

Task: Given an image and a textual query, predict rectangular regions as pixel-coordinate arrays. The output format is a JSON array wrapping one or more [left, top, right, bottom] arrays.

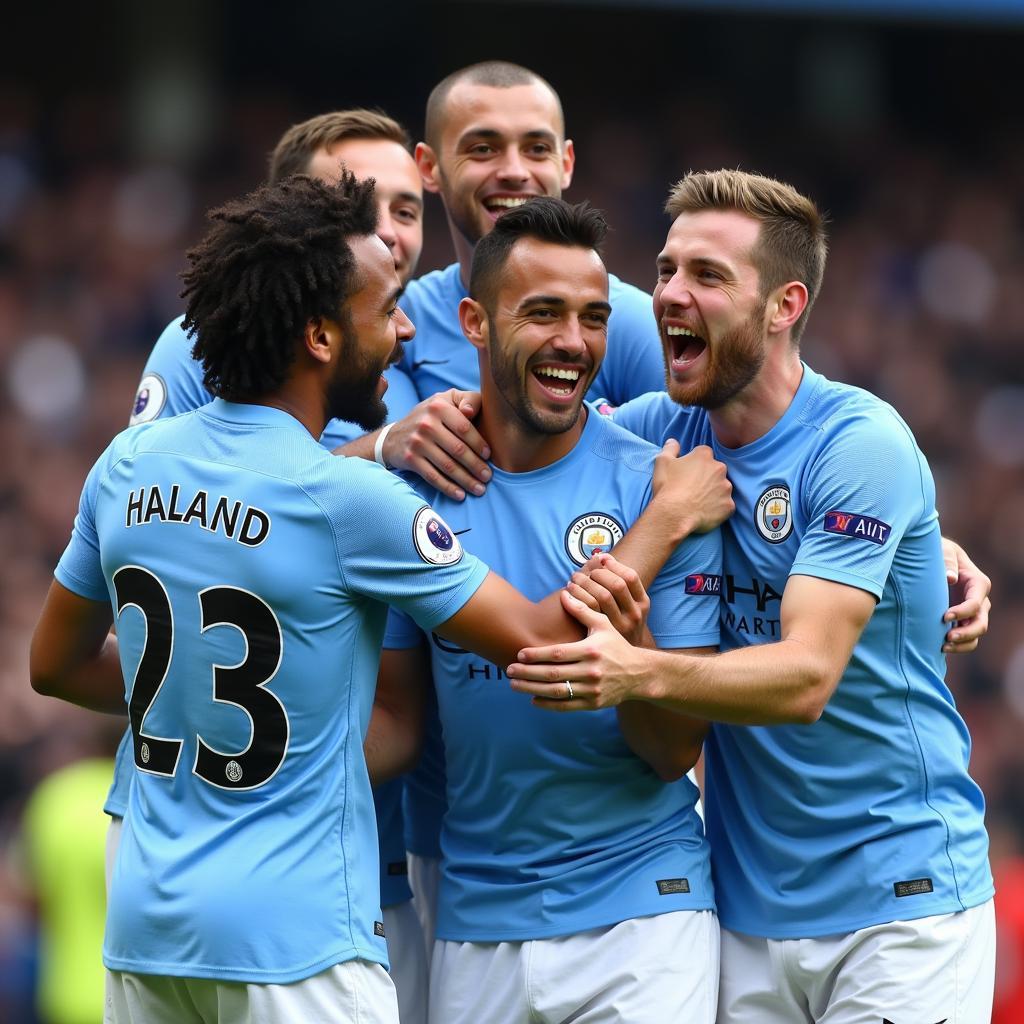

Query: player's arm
[[563, 552, 712, 781], [612, 440, 733, 587], [364, 642, 431, 785], [940, 537, 991, 653], [508, 573, 875, 726], [29, 581, 123, 713], [335, 389, 493, 501]]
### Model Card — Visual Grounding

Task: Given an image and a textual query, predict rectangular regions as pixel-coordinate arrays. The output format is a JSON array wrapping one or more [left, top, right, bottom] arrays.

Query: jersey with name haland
[[116, 314, 420, 911], [397, 263, 666, 405], [55, 400, 486, 983], [387, 408, 722, 941], [611, 364, 993, 939]]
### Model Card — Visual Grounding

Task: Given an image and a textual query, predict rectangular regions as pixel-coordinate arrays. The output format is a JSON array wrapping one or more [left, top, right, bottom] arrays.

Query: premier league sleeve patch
[[823, 510, 892, 545], [412, 505, 464, 566], [129, 373, 167, 426]]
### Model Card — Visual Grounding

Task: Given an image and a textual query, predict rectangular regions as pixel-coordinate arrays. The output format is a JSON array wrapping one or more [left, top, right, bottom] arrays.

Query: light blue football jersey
[[397, 263, 665, 405], [56, 400, 486, 982], [612, 364, 993, 938], [387, 409, 721, 941], [113, 315, 421, 916]]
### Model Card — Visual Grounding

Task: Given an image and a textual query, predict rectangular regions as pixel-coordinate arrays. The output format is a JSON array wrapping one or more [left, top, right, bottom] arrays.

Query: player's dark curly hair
[[182, 171, 378, 399], [469, 197, 607, 312]]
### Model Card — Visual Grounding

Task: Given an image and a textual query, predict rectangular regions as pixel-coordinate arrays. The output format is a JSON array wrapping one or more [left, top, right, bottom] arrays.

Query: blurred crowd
[[1, 73, 1022, 1020]]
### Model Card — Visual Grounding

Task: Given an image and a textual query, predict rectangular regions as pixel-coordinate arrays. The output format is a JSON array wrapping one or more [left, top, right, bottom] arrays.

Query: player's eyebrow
[[517, 295, 612, 315], [393, 191, 423, 209], [457, 127, 558, 148]]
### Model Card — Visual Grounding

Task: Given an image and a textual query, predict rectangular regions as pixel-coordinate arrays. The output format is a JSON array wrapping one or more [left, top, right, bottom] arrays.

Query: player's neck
[[253, 383, 326, 440], [480, 392, 586, 474], [452, 231, 476, 292], [707, 349, 804, 450]]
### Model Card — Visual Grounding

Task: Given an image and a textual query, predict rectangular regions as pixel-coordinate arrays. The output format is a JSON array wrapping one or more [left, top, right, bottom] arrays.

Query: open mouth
[[483, 195, 534, 219], [666, 324, 707, 372], [531, 364, 583, 401]]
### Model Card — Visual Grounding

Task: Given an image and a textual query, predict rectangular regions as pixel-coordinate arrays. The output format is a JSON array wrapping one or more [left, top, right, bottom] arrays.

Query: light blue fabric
[[612, 365, 993, 937], [387, 409, 721, 941], [57, 400, 486, 982]]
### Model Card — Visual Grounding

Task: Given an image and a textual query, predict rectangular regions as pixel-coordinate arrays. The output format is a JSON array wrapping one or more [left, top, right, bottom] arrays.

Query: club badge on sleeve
[[413, 506, 463, 565]]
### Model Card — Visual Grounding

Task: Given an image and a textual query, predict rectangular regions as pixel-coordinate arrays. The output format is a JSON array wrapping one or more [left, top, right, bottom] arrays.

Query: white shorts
[[718, 899, 996, 1024], [105, 959, 399, 1024], [429, 910, 718, 1024], [407, 852, 440, 958], [384, 899, 427, 1024]]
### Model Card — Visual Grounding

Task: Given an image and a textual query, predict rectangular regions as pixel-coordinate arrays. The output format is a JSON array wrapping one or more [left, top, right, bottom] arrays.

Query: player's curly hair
[[182, 172, 378, 399], [469, 197, 607, 312]]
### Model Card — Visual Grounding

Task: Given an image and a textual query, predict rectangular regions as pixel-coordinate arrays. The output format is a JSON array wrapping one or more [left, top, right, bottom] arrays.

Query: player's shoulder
[[606, 273, 655, 326], [609, 391, 704, 447], [587, 404, 662, 476], [801, 366, 918, 451], [402, 262, 461, 308]]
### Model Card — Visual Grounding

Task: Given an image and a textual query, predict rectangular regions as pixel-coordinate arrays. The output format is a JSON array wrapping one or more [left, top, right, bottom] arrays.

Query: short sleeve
[[129, 316, 211, 425], [646, 526, 723, 649], [790, 412, 931, 599], [54, 452, 111, 602], [330, 462, 488, 632], [384, 606, 424, 650]]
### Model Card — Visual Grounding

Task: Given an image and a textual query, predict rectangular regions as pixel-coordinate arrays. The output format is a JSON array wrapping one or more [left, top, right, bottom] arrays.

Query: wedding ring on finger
[[564, 680, 574, 700]]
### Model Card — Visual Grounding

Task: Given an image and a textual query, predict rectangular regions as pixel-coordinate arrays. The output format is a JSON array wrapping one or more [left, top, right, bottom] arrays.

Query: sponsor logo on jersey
[[564, 512, 624, 566], [656, 878, 691, 895], [412, 506, 463, 566], [755, 485, 793, 543], [685, 573, 722, 595], [824, 510, 891, 545], [129, 372, 167, 425]]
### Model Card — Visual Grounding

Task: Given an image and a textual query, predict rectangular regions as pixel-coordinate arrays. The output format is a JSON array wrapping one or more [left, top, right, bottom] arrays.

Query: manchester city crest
[[755, 485, 793, 543], [564, 512, 624, 566]]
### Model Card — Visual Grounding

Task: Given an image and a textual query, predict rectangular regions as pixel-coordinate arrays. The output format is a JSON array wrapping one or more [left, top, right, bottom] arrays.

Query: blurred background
[[2, 1, 1023, 1020]]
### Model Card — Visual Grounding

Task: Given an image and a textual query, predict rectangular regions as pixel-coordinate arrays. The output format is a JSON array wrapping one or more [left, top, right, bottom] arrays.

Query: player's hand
[[941, 538, 991, 654], [507, 591, 654, 711], [566, 553, 650, 646], [384, 390, 491, 500], [652, 441, 734, 536]]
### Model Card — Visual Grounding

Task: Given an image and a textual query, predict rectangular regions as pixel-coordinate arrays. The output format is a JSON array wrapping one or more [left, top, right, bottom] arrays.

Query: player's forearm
[[334, 431, 377, 461], [616, 701, 707, 781], [29, 634, 126, 714], [613, 503, 692, 589], [364, 710, 422, 785], [637, 640, 838, 725]]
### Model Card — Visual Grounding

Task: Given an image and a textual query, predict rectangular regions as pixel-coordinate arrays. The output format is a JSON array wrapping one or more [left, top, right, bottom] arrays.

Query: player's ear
[[303, 316, 334, 364], [415, 142, 442, 195], [766, 281, 808, 339], [561, 138, 575, 191], [459, 298, 488, 351]]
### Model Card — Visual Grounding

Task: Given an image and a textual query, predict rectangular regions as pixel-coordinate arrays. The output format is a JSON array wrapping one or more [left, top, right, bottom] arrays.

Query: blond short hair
[[666, 169, 828, 343]]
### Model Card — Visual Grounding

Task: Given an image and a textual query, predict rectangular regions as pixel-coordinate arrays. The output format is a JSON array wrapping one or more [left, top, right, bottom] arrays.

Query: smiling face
[[475, 237, 609, 436], [420, 81, 575, 248], [654, 208, 770, 410], [324, 233, 414, 429], [307, 137, 424, 285]]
